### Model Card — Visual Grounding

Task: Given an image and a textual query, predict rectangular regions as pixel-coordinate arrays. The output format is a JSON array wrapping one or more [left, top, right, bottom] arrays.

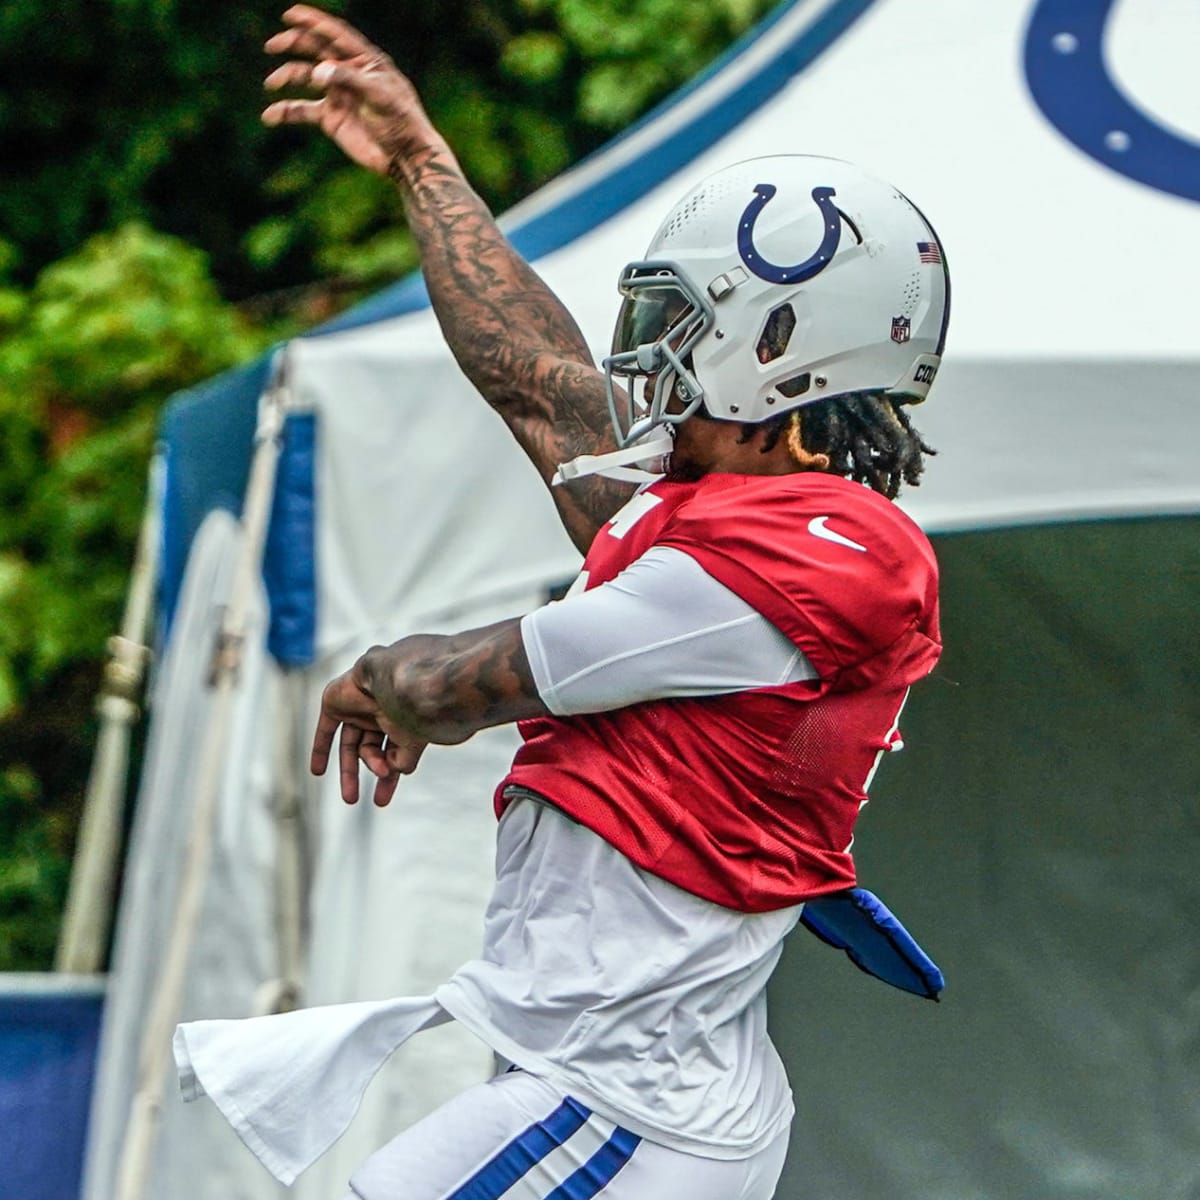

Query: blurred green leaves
[[22, 224, 264, 418], [0, 224, 273, 969], [501, 31, 569, 85], [1, 0, 776, 300], [0, 764, 67, 969]]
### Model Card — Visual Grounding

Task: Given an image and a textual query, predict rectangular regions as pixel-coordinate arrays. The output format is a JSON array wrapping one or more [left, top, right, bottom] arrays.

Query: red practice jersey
[[497, 471, 941, 912]]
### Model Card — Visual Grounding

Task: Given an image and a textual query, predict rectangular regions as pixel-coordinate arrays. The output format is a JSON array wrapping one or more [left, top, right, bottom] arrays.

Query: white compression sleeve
[[520, 545, 816, 717]]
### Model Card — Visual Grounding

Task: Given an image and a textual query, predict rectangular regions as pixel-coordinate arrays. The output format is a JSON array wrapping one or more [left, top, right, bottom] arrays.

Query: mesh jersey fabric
[[500, 472, 941, 911]]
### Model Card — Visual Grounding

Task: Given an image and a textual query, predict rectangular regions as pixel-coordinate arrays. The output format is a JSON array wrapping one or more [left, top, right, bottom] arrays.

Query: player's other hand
[[263, 4, 440, 179], [310, 665, 428, 807]]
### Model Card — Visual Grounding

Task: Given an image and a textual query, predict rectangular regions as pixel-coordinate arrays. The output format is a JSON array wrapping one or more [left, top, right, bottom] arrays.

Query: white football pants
[[340, 1068, 788, 1200]]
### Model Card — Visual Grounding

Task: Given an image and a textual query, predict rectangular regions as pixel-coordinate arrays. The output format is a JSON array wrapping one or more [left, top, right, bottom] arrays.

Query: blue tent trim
[[155, 0, 877, 654], [263, 412, 317, 666], [159, 356, 273, 641]]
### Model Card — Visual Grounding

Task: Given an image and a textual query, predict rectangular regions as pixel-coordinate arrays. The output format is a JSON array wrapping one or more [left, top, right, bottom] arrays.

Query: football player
[[180, 6, 950, 1198]]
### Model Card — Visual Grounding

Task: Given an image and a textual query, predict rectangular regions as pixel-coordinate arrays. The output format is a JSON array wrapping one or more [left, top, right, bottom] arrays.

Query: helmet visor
[[610, 282, 693, 362], [603, 261, 713, 449]]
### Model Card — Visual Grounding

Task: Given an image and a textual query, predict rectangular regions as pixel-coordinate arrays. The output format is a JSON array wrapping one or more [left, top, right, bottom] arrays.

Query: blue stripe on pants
[[545, 1128, 642, 1200], [447, 1097, 590, 1199]]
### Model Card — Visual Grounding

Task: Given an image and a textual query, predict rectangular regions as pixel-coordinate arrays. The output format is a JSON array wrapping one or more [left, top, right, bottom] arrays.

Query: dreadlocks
[[744, 392, 936, 500]]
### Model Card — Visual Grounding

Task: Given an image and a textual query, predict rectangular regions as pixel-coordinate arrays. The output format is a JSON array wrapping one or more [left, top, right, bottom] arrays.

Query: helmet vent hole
[[660, 177, 739, 241], [757, 303, 796, 364], [777, 373, 811, 399]]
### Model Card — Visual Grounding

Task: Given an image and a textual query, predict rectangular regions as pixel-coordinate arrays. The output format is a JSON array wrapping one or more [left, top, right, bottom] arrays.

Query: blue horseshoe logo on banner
[[737, 184, 842, 284], [1024, 0, 1200, 203]]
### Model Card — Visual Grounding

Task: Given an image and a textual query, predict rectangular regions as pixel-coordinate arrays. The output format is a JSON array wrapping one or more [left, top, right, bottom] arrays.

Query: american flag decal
[[917, 241, 942, 264]]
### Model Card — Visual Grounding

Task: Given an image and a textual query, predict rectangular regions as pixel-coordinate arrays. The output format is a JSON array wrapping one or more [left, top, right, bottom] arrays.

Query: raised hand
[[263, 4, 447, 180], [263, 5, 633, 552]]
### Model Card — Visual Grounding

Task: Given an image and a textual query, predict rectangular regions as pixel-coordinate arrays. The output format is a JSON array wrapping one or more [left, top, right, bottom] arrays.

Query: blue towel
[[800, 887, 944, 1001]]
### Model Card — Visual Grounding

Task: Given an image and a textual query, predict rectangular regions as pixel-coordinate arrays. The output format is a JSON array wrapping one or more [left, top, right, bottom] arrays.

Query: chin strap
[[553, 428, 674, 486]]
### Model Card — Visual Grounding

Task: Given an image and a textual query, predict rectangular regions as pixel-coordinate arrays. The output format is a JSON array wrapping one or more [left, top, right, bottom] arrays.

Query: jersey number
[[606, 491, 664, 540]]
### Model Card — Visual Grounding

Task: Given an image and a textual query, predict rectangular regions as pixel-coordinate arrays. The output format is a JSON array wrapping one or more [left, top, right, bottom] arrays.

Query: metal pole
[[256, 669, 308, 1017], [56, 459, 163, 974], [114, 348, 293, 1200]]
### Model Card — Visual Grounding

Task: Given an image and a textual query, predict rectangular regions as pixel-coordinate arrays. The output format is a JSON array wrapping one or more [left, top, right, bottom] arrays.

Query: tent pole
[[56, 459, 164, 975], [256, 669, 309, 1016], [113, 347, 294, 1200]]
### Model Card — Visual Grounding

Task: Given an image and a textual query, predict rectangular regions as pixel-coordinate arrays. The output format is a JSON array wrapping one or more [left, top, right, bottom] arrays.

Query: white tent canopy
[[83, 0, 1198, 1197], [300, 0, 1200, 530]]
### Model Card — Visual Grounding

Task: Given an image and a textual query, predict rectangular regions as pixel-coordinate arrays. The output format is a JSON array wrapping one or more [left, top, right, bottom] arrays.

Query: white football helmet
[[597, 154, 950, 465]]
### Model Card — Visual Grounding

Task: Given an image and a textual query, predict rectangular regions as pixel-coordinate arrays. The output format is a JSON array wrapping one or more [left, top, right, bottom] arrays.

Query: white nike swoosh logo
[[807, 515, 868, 553]]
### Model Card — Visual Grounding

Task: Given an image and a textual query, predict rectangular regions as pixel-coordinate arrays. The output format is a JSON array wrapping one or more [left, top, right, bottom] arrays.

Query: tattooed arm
[[359, 620, 544, 744], [310, 618, 546, 806], [263, 5, 633, 551]]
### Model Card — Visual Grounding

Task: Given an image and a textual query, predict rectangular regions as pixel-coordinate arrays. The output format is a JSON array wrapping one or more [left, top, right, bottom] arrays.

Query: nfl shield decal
[[891, 315, 911, 344]]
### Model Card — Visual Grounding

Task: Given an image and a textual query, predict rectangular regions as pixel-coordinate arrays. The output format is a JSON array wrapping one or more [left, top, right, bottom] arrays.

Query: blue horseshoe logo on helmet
[[1024, 0, 1200, 203], [737, 184, 842, 284]]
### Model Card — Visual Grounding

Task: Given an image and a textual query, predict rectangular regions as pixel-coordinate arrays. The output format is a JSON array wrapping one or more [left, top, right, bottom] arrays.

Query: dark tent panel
[[772, 516, 1200, 1199]]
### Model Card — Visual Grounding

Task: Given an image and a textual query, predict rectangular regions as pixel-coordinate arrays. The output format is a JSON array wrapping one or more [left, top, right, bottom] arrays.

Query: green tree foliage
[[0, 226, 272, 968], [0, 0, 775, 301]]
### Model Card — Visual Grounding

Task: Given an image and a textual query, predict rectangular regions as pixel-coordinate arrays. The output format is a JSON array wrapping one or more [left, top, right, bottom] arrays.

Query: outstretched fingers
[[262, 60, 349, 129], [311, 712, 405, 806], [356, 728, 391, 779], [263, 59, 319, 92], [265, 5, 381, 63], [360, 730, 401, 807], [372, 768, 401, 809], [338, 722, 365, 804], [262, 5, 441, 181], [310, 709, 339, 778], [371, 731, 427, 807], [262, 96, 326, 129]]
